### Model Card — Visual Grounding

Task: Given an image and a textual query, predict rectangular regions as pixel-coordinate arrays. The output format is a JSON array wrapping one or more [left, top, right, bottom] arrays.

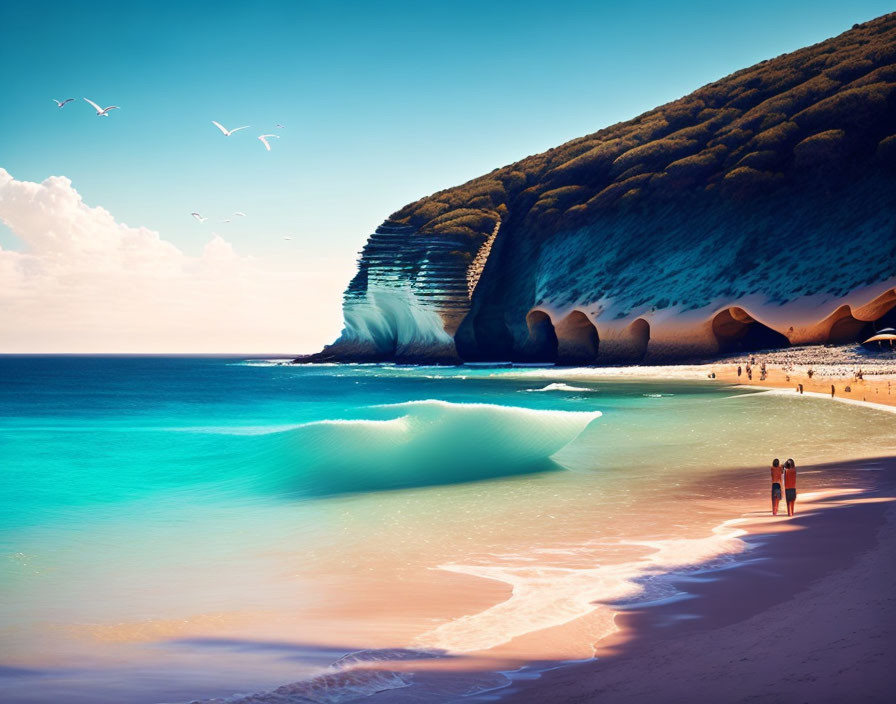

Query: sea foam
[[416, 519, 748, 654], [526, 383, 591, 392]]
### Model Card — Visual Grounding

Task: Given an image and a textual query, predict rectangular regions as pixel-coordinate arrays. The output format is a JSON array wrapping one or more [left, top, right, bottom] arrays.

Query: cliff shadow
[[556, 310, 600, 365], [840, 289, 896, 342], [455, 306, 516, 361], [825, 304, 870, 344], [712, 307, 790, 353], [818, 290, 896, 345], [627, 318, 650, 360], [522, 310, 559, 362], [590, 317, 650, 363]]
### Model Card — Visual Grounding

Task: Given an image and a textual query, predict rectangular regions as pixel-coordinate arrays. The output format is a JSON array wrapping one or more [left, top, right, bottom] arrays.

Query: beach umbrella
[[861, 333, 896, 347]]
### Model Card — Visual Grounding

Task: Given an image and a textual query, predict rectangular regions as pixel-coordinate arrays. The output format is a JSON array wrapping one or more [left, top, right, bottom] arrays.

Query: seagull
[[258, 134, 279, 151], [53, 98, 75, 108], [283, 236, 293, 240], [219, 218, 231, 223], [275, 124, 285, 129], [84, 98, 119, 116], [191, 212, 207, 223], [233, 211, 246, 217], [212, 121, 250, 137]]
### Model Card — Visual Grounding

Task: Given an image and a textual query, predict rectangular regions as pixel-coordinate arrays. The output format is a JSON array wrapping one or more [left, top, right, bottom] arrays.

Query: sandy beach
[[358, 358, 896, 703], [328, 367, 896, 704], [237, 361, 896, 704], [503, 345, 896, 405], [498, 456, 896, 703], [491, 356, 896, 703], [707, 346, 896, 408]]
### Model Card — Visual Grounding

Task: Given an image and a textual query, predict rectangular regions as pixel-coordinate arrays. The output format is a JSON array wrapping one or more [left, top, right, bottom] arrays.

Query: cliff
[[310, 13, 896, 364]]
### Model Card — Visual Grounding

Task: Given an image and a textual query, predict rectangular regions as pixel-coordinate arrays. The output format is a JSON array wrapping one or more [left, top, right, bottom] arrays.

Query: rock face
[[313, 14, 896, 364], [316, 221, 499, 362]]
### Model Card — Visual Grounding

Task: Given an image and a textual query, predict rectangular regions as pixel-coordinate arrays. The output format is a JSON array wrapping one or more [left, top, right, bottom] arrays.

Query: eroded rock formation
[[311, 14, 896, 364]]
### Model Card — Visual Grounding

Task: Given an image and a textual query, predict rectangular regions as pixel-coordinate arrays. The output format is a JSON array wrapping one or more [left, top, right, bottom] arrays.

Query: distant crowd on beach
[[769, 458, 797, 516], [734, 358, 869, 389], [725, 354, 893, 403], [735, 358, 768, 382]]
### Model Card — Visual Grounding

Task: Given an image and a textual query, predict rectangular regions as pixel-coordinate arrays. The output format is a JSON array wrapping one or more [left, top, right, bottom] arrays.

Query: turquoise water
[[1, 356, 894, 703], [0, 356, 743, 528]]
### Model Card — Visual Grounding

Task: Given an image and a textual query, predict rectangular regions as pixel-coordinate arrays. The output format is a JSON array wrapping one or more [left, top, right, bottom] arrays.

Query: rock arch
[[627, 318, 651, 359], [853, 288, 896, 337], [524, 310, 559, 362], [824, 305, 868, 344], [711, 307, 789, 353], [555, 310, 600, 364], [820, 290, 896, 344]]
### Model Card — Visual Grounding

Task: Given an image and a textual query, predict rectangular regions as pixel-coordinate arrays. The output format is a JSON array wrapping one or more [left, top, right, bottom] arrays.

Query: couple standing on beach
[[770, 459, 797, 516]]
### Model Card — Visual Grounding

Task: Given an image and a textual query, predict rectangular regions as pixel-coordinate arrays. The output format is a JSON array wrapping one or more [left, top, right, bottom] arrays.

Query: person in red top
[[770, 458, 783, 515], [784, 458, 797, 516]]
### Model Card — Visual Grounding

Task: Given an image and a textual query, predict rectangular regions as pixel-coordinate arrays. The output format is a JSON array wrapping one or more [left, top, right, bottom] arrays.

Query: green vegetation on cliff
[[388, 14, 896, 244]]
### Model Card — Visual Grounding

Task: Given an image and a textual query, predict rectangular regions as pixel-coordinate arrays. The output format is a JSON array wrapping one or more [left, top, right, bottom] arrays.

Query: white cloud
[[0, 168, 345, 352]]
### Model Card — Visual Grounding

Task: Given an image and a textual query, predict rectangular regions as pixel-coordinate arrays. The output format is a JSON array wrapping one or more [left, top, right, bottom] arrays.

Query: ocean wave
[[487, 365, 715, 380], [184, 647, 453, 704], [259, 400, 601, 496], [190, 661, 411, 704], [525, 383, 591, 392], [230, 359, 291, 367]]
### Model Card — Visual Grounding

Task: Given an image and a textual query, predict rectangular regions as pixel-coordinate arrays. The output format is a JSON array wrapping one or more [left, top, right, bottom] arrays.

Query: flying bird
[[219, 218, 231, 223], [275, 124, 285, 129], [84, 98, 119, 116], [233, 211, 246, 217], [211, 121, 250, 137], [53, 98, 74, 108], [258, 134, 279, 151], [283, 236, 293, 240], [191, 212, 207, 223]]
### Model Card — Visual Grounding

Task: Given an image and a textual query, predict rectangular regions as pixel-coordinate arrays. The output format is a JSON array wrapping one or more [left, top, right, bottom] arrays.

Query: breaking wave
[[189, 647, 445, 703], [339, 286, 454, 355], [525, 383, 591, 392], [252, 400, 601, 496]]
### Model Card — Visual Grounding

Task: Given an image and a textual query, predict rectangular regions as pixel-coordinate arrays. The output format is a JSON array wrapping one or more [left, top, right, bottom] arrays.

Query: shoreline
[[748, 386, 896, 414], [357, 452, 896, 704], [707, 359, 896, 408], [489, 357, 896, 409], [487, 457, 896, 703], [216, 360, 896, 704], [5, 360, 894, 704], [256, 361, 896, 704]]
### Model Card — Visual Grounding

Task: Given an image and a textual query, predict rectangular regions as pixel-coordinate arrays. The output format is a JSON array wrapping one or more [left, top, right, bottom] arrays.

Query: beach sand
[[349, 360, 896, 704], [353, 359, 896, 703], [490, 455, 896, 703], [710, 361, 896, 408], [491, 357, 896, 702]]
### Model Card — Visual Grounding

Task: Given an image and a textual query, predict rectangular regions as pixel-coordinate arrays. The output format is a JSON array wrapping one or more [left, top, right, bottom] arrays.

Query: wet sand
[[353, 369, 896, 703], [316, 359, 896, 703], [710, 361, 896, 408], [499, 456, 896, 703]]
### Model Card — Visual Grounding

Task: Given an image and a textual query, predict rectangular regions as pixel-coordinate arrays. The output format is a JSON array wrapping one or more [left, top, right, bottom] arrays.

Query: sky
[[0, 0, 892, 353]]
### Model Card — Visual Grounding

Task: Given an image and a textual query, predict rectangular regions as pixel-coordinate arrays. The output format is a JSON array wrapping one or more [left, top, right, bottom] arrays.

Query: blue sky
[[0, 0, 892, 351]]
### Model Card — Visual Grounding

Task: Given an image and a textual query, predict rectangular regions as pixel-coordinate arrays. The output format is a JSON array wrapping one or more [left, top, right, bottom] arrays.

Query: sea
[[1, 355, 894, 703]]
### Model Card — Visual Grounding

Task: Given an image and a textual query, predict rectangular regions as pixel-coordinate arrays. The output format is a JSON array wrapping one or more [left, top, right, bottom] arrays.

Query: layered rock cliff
[[312, 13, 896, 364]]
